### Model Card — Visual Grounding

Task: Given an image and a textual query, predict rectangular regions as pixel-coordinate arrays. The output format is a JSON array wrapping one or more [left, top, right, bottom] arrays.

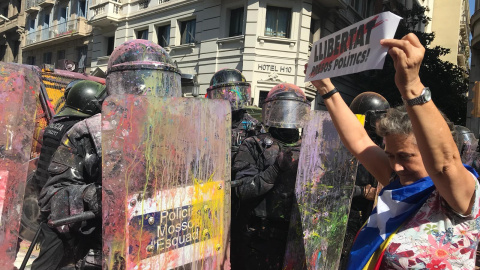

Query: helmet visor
[[207, 83, 251, 110], [262, 99, 310, 129]]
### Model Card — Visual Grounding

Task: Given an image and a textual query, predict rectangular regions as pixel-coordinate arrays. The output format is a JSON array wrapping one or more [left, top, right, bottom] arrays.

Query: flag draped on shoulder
[[347, 165, 479, 270], [347, 176, 434, 270]]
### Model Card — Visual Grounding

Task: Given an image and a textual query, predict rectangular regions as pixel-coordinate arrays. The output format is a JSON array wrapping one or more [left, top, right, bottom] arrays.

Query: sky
[[471, 0, 476, 16]]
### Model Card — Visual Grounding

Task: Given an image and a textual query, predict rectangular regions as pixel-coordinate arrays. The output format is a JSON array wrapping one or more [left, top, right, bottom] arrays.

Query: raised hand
[[380, 33, 425, 99]]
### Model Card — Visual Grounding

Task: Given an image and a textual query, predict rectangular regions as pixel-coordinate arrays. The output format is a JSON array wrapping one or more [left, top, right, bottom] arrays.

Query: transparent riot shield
[[460, 137, 480, 173], [102, 95, 231, 270], [284, 111, 357, 270], [0, 63, 39, 269]]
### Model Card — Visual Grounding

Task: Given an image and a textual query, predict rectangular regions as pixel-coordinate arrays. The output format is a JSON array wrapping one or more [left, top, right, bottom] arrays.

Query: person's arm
[[310, 78, 392, 187], [381, 33, 475, 215], [232, 138, 280, 201]]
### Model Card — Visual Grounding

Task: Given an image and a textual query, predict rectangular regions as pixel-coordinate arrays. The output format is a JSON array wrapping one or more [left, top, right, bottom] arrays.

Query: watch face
[[405, 87, 431, 106], [424, 88, 431, 100]]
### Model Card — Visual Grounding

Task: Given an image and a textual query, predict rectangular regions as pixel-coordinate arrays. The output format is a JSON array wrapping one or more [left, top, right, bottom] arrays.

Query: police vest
[[251, 134, 301, 224], [34, 118, 80, 190]]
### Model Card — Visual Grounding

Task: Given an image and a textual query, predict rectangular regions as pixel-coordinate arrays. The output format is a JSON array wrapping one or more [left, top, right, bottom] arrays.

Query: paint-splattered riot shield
[[102, 96, 231, 270], [283, 111, 357, 270], [0, 63, 39, 269]]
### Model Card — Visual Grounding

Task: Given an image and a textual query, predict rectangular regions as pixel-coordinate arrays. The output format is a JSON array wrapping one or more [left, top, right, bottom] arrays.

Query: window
[[107, 36, 115, 56], [180, 19, 196, 44], [27, 56, 36, 65], [57, 50, 65, 61], [43, 12, 50, 27], [28, 17, 35, 31], [13, 41, 20, 62], [77, 45, 87, 72], [43, 52, 52, 64], [349, 0, 374, 17], [157, 25, 170, 48], [309, 17, 321, 44], [0, 45, 6, 61], [58, 7, 67, 34], [78, 0, 87, 18], [137, 29, 148, 40], [258, 91, 269, 108], [265, 6, 291, 38], [350, 0, 364, 16], [229, 7, 244, 37]]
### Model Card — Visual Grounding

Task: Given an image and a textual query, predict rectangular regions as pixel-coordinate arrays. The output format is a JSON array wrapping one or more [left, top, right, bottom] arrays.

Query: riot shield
[[0, 63, 39, 269], [284, 110, 357, 270], [102, 95, 231, 270]]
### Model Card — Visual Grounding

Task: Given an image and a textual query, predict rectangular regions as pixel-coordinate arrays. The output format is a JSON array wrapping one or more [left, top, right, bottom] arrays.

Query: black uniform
[[33, 114, 102, 270], [33, 116, 84, 192], [231, 131, 301, 270]]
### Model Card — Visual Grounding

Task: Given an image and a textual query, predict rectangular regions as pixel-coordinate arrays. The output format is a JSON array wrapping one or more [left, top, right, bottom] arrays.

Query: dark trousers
[[31, 223, 75, 270], [231, 226, 288, 270]]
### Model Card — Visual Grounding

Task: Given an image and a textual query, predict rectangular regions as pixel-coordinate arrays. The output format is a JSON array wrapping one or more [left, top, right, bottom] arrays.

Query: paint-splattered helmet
[[106, 39, 181, 97], [350, 92, 389, 134], [262, 83, 310, 129], [206, 69, 251, 110], [56, 80, 107, 118]]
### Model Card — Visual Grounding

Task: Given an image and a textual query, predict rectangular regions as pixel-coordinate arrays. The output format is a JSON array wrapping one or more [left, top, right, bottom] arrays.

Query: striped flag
[[347, 165, 478, 270]]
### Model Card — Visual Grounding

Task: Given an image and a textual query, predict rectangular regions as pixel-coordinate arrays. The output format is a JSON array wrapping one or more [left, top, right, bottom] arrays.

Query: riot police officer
[[206, 68, 263, 161], [339, 91, 389, 270], [231, 83, 310, 270], [32, 80, 106, 192], [31, 80, 107, 270], [36, 39, 182, 270]]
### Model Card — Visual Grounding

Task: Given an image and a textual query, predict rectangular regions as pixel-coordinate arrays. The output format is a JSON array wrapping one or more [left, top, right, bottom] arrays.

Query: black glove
[[83, 184, 102, 216]]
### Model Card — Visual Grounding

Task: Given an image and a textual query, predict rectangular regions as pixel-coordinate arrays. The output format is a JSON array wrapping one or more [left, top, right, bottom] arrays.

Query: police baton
[[48, 211, 96, 228], [19, 211, 96, 270]]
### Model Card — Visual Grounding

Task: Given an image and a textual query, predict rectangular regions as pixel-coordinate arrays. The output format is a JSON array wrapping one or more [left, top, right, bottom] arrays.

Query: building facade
[[89, 0, 379, 106], [22, 0, 93, 73], [469, 0, 480, 135], [429, 0, 470, 69], [0, 0, 25, 63]]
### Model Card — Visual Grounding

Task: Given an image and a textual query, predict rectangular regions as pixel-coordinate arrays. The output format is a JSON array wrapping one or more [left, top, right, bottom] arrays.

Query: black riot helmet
[[106, 39, 182, 97], [349, 92, 390, 135], [54, 79, 82, 114], [206, 69, 251, 110], [262, 83, 310, 129], [64, 79, 82, 99], [56, 80, 107, 118]]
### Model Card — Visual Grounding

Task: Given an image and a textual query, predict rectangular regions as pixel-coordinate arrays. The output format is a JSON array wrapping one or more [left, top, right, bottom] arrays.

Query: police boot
[[76, 249, 102, 270]]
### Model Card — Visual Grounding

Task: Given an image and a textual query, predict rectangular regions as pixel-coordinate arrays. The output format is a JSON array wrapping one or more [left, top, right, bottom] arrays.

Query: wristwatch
[[403, 87, 431, 106]]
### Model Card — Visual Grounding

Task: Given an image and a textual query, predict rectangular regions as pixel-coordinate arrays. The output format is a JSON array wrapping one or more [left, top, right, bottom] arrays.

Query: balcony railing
[[91, 0, 123, 17], [24, 17, 92, 47], [89, 0, 124, 26]]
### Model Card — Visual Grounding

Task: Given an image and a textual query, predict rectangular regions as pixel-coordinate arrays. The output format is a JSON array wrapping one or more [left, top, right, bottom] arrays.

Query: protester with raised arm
[[310, 33, 480, 269]]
